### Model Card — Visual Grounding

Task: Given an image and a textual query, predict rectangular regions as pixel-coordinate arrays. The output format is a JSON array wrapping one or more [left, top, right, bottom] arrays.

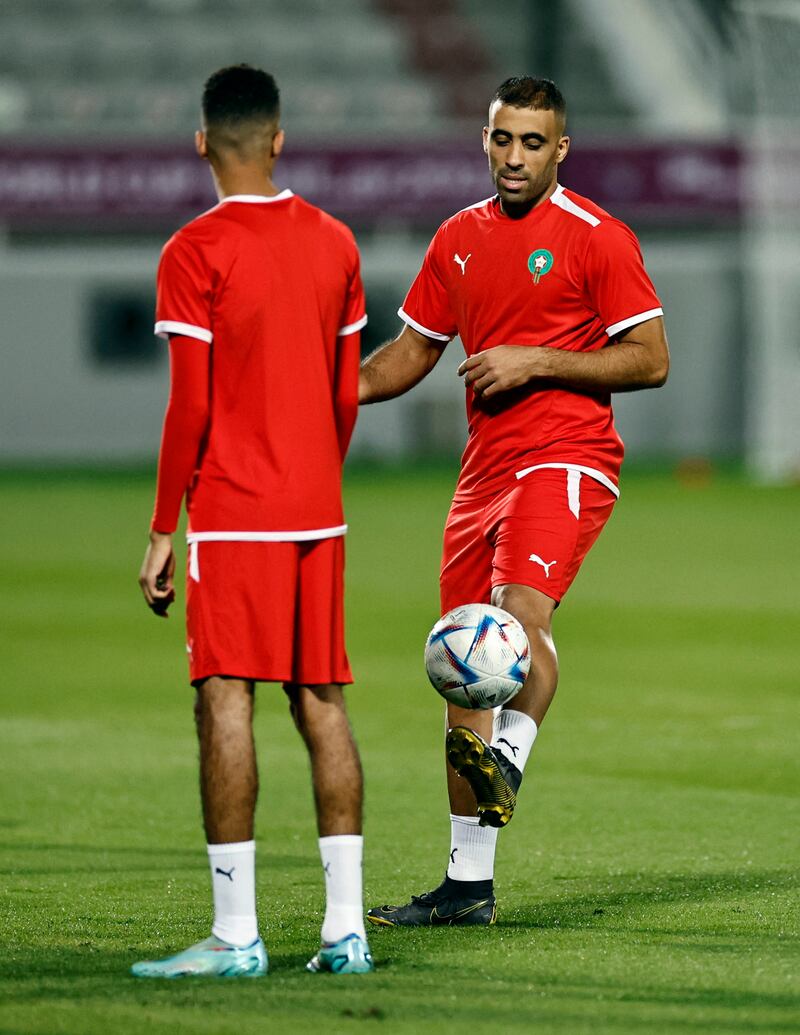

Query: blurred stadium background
[[2, 5, 799, 1031], [1, 0, 799, 479]]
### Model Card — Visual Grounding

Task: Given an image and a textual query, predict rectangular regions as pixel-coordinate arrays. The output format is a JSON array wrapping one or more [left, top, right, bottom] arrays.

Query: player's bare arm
[[359, 323, 447, 404], [458, 316, 669, 398], [139, 531, 176, 617]]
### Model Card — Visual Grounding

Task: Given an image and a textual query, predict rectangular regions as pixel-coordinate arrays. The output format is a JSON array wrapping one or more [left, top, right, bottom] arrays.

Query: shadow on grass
[[535, 979, 800, 1030], [0, 947, 392, 1000], [1, 959, 797, 1035], [498, 866, 798, 931], [2, 940, 798, 1033]]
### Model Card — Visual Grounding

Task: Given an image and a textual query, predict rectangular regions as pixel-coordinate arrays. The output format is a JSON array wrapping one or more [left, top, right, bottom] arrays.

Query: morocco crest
[[527, 248, 554, 284]]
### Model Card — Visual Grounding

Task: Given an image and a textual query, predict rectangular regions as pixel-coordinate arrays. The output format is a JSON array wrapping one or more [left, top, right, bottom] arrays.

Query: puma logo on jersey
[[529, 553, 557, 577], [454, 252, 472, 275]]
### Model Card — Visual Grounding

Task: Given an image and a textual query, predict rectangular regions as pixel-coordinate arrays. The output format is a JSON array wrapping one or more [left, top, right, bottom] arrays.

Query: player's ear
[[482, 126, 490, 154], [195, 130, 209, 160], [556, 135, 570, 164], [271, 129, 285, 159]]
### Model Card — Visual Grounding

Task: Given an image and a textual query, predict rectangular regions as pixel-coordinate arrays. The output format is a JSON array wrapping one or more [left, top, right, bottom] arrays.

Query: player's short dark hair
[[202, 64, 280, 128], [491, 76, 566, 129]]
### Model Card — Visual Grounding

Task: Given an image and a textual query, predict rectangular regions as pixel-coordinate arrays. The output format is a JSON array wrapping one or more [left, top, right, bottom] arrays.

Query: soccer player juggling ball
[[135, 65, 372, 976], [361, 77, 669, 927]]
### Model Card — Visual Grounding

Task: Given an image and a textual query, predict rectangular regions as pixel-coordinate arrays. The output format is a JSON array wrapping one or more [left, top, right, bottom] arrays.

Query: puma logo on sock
[[215, 866, 235, 882], [497, 737, 519, 757]]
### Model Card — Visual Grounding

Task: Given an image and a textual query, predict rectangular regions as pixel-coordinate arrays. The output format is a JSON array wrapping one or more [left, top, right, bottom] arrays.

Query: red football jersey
[[400, 184, 663, 499], [155, 191, 366, 536]]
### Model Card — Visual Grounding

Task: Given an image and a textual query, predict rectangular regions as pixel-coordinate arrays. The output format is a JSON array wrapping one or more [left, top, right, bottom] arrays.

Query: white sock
[[447, 814, 498, 881], [319, 834, 366, 943], [207, 840, 258, 947], [493, 709, 538, 771]]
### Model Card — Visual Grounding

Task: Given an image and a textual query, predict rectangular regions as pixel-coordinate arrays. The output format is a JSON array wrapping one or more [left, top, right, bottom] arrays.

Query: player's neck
[[212, 165, 282, 201]]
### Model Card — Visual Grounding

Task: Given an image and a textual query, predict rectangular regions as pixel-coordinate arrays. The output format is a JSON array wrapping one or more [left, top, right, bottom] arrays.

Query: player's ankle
[[447, 812, 498, 884], [442, 874, 494, 898], [319, 835, 366, 942], [492, 709, 538, 771], [208, 840, 258, 948]]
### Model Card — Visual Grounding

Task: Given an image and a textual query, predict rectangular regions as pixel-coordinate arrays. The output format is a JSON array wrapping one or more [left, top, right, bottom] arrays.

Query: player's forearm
[[528, 340, 668, 393], [359, 326, 445, 404], [460, 319, 669, 399]]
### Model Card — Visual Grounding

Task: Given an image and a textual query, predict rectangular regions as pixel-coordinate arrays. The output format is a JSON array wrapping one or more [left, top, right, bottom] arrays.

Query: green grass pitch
[[0, 464, 798, 1034]]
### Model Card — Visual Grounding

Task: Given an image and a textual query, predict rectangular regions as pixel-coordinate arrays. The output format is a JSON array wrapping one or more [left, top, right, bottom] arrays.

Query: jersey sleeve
[[151, 336, 211, 533], [337, 250, 368, 337], [399, 229, 457, 342], [583, 221, 663, 338], [333, 248, 365, 458], [154, 233, 214, 344]]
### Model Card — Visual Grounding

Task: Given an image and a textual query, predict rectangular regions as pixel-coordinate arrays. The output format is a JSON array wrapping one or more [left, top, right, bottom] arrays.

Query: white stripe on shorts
[[189, 540, 200, 582], [185, 526, 349, 585], [514, 462, 620, 498], [186, 526, 347, 543], [567, 469, 582, 519]]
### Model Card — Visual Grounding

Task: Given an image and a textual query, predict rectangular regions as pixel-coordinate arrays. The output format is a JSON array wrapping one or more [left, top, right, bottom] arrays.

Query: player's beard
[[493, 161, 557, 216]]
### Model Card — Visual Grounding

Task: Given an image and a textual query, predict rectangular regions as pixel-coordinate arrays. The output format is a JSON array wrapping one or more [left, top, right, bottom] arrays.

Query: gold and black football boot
[[446, 726, 522, 828], [367, 876, 496, 927]]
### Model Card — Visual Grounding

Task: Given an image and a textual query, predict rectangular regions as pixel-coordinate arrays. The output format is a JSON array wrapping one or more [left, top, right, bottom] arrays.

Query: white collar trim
[[221, 190, 294, 204]]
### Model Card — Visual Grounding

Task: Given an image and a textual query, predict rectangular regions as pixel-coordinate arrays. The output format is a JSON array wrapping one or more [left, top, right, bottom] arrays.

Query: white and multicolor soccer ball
[[424, 603, 530, 710]]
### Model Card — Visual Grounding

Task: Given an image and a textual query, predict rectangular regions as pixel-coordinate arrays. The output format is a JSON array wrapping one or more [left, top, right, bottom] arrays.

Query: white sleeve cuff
[[606, 307, 663, 338], [337, 314, 368, 336], [397, 308, 452, 342], [155, 320, 213, 343]]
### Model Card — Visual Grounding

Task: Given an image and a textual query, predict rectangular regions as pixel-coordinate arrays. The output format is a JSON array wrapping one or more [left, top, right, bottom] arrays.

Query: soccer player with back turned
[[134, 65, 372, 975], [361, 77, 669, 926]]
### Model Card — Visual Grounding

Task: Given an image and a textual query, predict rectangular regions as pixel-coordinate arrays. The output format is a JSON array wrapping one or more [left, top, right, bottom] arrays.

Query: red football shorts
[[185, 537, 352, 687], [440, 467, 617, 611]]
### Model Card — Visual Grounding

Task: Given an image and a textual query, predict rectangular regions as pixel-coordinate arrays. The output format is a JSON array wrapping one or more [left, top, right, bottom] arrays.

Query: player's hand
[[139, 531, 176, 618], [458, 346, 546, 398]]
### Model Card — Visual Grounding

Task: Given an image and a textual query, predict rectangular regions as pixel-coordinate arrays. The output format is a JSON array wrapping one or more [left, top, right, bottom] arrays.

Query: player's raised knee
[[492, 583, 555, 634]]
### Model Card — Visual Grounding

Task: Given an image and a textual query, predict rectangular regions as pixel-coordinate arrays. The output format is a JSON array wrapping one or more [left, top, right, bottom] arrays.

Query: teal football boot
[[131, 935, 268, 978], [306, 932, 373, 974]]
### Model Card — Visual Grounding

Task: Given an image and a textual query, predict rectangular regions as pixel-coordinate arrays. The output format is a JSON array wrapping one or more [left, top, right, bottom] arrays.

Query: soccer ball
[[424, 603, 530, 710]]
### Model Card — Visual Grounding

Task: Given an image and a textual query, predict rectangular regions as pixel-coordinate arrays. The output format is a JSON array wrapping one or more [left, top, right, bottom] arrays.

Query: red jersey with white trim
[[155, 191, 366, 533], [400, 184, 663, 499]]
